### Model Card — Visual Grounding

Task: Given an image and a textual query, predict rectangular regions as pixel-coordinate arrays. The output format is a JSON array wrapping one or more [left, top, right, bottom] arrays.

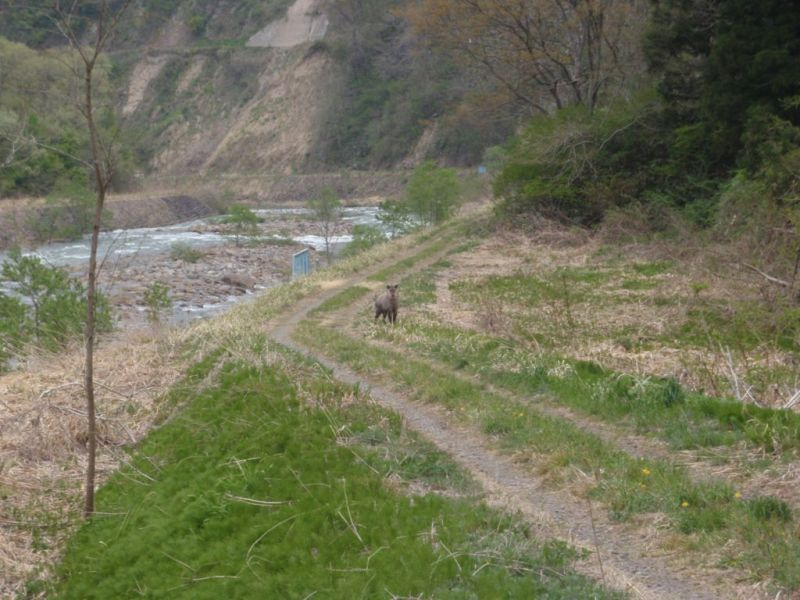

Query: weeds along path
[[320, 268, 790, 511], [266, 225, 741, 600], [340, 332, 800, 510]]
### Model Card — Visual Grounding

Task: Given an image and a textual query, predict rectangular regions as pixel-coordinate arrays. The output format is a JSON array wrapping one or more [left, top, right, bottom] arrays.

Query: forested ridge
[[2, 1, 798, 232]]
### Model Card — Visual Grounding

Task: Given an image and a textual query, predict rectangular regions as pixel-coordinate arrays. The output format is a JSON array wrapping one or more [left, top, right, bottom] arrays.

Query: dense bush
[[495, 95, 667, 224], [496, 0, 800, 241], [405, 160, 461, 225], [0, 250, 112, 370], [0, 35, 133, 198]]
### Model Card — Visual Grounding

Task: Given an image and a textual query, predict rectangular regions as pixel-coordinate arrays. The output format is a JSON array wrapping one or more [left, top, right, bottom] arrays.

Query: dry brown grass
[[0, 328, 185, 597], [433, 220, 800, 408]]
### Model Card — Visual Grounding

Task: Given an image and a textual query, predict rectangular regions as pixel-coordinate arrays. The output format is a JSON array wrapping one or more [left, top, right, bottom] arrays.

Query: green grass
[[632, 261, 674, 276], [666, 300, 800, 353], [170, 242, 205, 263], [449, 271, 601, 309], [310, 286, 372, 316], [366, 221, 466, 283], [435, 259, 800, 444], [52, 351, 623, 600], [399, 266, 439, 306], [621, 278, 660, 290], [370, 314, 800, 454], [295, 319, 800, 588]]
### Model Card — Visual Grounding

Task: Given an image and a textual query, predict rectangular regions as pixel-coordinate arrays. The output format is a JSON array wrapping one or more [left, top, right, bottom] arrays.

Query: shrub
[[169, 242, 203, 263], [406, 161, 461, 225], [377, 199, 418, 237], [142, 282, 172, 323], [0, 293, 29, 370], [0, 249, 112, 354], [342, 224, 387, 257], [495, 95, 666, 225]]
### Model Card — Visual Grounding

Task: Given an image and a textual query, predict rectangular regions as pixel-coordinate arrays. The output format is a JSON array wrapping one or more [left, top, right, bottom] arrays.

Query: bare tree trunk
[[54, 0, 132, 519], [83, 64, 106, 517]]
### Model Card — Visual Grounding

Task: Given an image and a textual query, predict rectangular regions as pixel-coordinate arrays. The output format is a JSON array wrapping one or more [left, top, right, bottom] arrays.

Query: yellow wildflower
[[641, 468, 651, 476], [734, 491, 742, 499], [681, 501, 689, 508]]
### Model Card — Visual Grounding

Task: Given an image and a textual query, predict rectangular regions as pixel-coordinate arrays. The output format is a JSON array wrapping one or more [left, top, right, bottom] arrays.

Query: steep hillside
[[117, 0, 334, 176], [0, 0, 512, 203], [115, 0, 502, 178]]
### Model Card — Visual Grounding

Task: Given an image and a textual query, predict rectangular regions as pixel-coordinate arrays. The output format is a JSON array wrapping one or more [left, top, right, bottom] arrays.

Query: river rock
[[112, 293, 139, 306], [221, 273, 257, 289]]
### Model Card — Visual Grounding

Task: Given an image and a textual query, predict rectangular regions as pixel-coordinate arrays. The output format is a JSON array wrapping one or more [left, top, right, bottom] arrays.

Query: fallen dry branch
[[742, 263, 791, 287]]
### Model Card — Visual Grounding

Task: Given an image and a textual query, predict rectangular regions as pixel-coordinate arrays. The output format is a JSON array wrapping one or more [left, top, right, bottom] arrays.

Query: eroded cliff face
[[120, 0, 335, 177]]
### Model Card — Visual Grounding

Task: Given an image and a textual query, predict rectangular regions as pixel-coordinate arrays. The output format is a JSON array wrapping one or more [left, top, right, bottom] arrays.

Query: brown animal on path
[[374, 284, 399, 324]]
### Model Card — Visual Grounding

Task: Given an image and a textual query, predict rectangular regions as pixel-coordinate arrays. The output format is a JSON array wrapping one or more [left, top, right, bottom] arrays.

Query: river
[[0, 206, 383, 323]]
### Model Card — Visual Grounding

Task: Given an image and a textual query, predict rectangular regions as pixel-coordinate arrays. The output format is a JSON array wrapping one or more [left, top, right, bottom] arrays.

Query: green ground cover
[[53, 347, 622, 600], [415, 257, 800, 450], [298, 245, 800, 590], [295, 318, 800, 588], [372, 316, 800, 453]]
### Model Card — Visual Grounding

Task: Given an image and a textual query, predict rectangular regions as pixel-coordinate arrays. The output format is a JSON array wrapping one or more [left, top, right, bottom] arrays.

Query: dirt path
[[322, 242, 800, 512], [264, 230, 750, 600]]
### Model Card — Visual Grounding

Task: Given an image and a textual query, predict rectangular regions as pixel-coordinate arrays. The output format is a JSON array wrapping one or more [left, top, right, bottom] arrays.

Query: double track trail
[[264, 220, 759, 600]]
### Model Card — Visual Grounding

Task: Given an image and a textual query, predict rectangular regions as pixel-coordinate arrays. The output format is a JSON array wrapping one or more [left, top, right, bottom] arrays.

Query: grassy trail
[[49, 211, 797, 599], [270, 217, 754, 599], [51, 217, 629, 599], [315, 228, 800, 514]]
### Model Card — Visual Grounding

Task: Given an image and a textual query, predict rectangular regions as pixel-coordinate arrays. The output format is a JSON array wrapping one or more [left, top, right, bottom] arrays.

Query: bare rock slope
[[121, 0, 333, 177]]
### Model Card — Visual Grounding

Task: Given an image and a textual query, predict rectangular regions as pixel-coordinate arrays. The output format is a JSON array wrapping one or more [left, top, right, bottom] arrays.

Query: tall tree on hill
[[53, 0, 132, 518], [405, 0, 648, 114], [646, 0, 800, 172]]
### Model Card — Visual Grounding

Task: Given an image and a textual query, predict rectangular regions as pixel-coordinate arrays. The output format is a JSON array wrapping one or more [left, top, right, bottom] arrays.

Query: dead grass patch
[[0, 328, 185, 597], [434, 223, 800, 409]]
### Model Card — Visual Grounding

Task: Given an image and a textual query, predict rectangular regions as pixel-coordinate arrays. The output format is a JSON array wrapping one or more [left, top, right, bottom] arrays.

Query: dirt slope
[[121, 0, 333, 177], [247, 0, 328, 48]]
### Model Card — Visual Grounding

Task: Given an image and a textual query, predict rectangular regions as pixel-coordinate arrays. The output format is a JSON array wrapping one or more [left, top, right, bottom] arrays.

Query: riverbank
[[0, 218, 431, 597], [0, 193, 221, 250], [54, 206, 383, 325], [0, 170, 408, 250]]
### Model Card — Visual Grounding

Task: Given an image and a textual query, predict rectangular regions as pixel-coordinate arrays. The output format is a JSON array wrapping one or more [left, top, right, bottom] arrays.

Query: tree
[[378, 198, 417, 237], [406, 160, 461, 225], [143, 282, 172, 323], [1, 249, 111, 350], [342, 224, 387, 256], [53, 0, 132, 518], [645, 0, 800, 173], [405, 0, 648, 114], [224, 203, 261, 246], [308, 187, 343, 264]]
